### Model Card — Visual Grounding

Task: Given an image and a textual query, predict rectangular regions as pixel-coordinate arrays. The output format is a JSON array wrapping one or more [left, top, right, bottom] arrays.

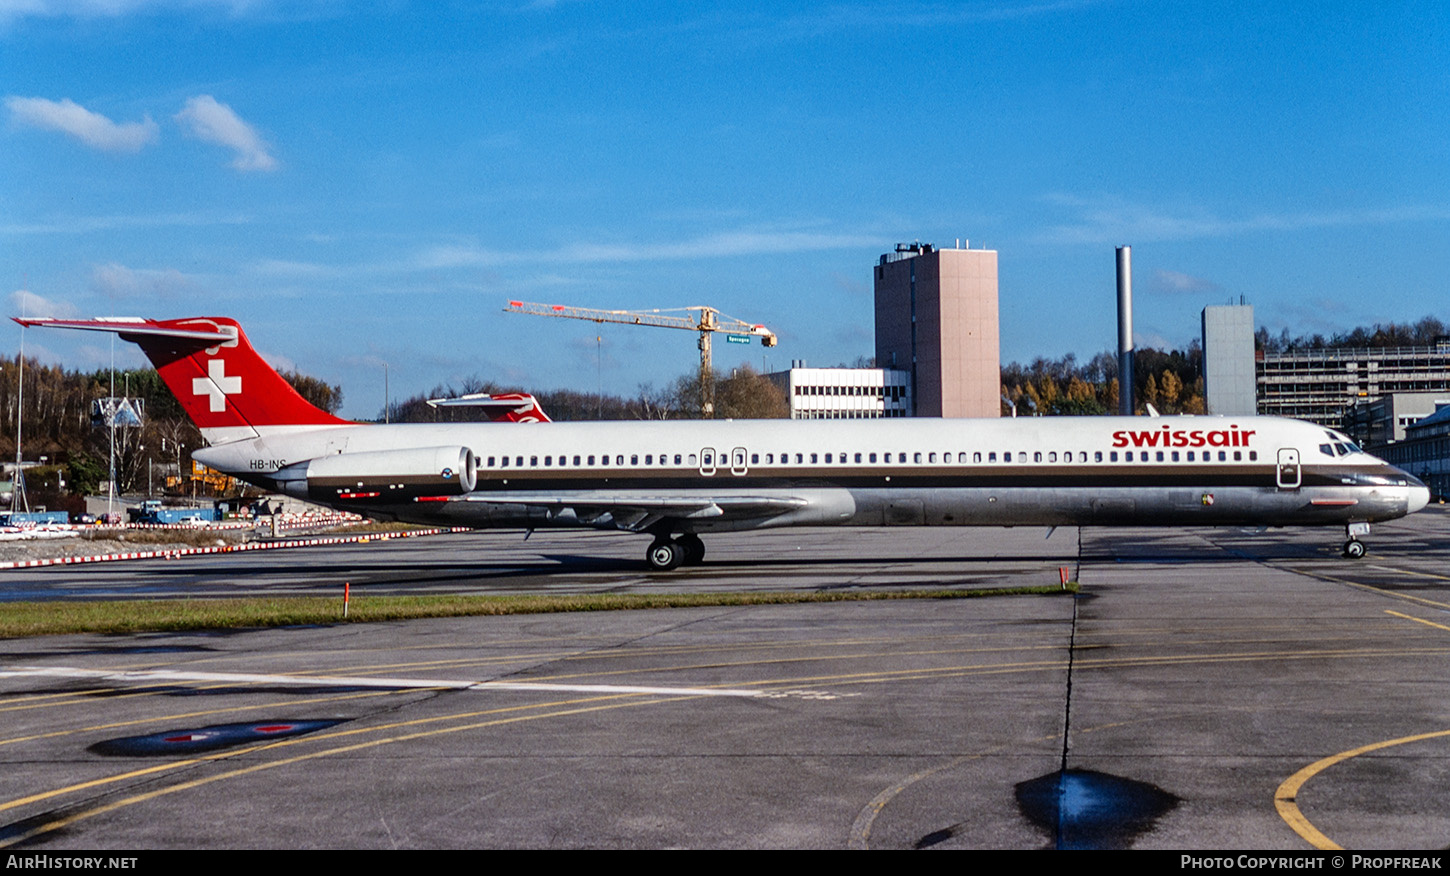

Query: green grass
[[0, 583, 1079, 637]]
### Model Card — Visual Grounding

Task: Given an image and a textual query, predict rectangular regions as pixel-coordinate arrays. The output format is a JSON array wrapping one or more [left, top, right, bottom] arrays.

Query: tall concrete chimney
[[1116, 245, 1134, 416]]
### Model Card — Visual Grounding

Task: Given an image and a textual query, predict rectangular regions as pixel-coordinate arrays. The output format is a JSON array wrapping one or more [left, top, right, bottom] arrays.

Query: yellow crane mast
[[503, 300, 778, 417]]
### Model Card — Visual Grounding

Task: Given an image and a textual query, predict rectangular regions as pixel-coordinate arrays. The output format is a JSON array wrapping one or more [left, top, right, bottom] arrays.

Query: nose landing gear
[[1341, 522, 1370, 559]]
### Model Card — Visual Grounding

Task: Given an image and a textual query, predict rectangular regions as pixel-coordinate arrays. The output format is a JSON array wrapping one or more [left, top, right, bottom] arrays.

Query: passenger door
[[1276, 448, 1301, 490]]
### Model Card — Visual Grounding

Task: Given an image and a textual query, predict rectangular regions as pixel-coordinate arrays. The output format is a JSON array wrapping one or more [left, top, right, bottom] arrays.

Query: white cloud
[[831, 323, 873, 349], [559, 229, 880, 262], [90, 262, 196, 299], [415, 228, 880, 270], [8, 289, 78, 318], [0, 1, 303, 24], [1036, 194, 1450, 245], [5, 96, 158, 152], [73, 342, 147, 369], [526, 272, 588, 289], [16, 340, 67, 366], [830, 270, 869, 297], [251, 258, 340, 278], [258, 350, 297, 373], [174, 95, 277, 172], [1132, 329, 1178, 351], [1150, 269, 1220, 295], [416, 244, 502, 270], [2, 210, 252, 235], [1260, 299, 1361, 336]]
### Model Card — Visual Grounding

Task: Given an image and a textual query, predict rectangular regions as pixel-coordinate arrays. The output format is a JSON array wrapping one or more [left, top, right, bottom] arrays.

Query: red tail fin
[[15, 316, 351, 442], [486, 392, 552, 423], [424, 391, 552, 423]]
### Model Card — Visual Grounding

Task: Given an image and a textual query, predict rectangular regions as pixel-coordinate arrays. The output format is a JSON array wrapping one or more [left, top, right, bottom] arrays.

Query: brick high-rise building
[[873, 242, 1000, 418]]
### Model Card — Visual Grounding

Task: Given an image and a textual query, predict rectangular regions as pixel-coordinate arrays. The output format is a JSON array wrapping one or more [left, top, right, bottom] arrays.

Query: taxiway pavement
[[1, 511, 1447, 848]]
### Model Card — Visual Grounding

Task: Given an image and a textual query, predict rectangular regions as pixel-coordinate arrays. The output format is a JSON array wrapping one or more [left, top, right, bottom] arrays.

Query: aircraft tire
[[1342, 539, 1366, 559], [647, 539, 684, 571], [678, 533, 705, 566]]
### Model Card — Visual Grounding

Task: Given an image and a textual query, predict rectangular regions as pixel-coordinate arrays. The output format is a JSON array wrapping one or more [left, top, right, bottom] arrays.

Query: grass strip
[[0, 583, 1078, 638]]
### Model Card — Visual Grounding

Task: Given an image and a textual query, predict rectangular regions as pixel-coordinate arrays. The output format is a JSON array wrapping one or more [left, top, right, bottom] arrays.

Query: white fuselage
[[193, 415, 1430, 534]]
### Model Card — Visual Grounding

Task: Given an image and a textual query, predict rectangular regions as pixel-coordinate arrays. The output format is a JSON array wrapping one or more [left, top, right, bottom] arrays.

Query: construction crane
[[504, 300, 778, 417]]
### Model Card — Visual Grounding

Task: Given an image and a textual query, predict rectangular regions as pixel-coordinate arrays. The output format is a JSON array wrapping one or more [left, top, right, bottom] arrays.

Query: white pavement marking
[[0, 666, 766, 699]]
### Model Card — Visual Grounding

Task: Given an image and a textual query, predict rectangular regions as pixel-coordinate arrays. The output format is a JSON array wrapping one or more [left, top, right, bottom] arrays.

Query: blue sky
[[3, 1, 1447, 417]]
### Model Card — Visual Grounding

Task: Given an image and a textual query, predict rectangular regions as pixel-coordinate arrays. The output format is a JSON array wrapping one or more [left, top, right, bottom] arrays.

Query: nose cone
[[1400, 471, 1431, 514], [1409, 483, 1431, 515]]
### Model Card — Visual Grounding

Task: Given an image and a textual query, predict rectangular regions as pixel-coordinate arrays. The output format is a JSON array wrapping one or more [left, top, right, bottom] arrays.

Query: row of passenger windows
[[481, 449, 1258, 468]]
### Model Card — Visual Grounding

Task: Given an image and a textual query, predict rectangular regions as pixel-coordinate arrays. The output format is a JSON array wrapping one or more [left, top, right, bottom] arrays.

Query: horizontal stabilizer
[[16, 315, 351, 443], [14, 317, 233, 344]]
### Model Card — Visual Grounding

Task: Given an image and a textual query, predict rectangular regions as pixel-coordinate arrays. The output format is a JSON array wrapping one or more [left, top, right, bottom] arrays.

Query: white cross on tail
[[192, 358, 242, 412]]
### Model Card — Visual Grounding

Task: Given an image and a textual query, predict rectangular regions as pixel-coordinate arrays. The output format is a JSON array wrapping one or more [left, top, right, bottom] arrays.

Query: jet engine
[[275, 446, 477, 503]]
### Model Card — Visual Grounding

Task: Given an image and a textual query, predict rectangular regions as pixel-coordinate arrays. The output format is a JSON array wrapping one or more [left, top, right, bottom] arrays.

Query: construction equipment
[[188, 461, 235, 495], [503, 301, 778, 417]]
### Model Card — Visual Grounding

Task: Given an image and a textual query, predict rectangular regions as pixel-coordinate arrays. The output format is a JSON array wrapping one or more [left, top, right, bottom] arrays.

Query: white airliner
[[16, 316, 1431, 570]]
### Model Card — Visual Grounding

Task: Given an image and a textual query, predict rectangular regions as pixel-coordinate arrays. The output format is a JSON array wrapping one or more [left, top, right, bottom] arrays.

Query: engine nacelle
[[276, 446, 477, 504]]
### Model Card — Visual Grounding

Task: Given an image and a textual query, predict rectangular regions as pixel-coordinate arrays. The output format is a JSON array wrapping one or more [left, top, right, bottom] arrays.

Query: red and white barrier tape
[[0, 527, 473, 570]]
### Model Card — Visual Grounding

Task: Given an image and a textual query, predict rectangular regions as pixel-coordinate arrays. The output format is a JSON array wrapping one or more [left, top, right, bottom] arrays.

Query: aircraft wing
[[456, 492, 808, 531]]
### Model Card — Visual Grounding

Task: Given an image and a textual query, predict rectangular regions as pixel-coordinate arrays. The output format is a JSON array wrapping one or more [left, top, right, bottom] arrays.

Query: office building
[[1257, 342, 1450, 426], [1202, 304, 1256, 415], [1341, 391, 1450, 448], [874, 242, 1000, 417], [765, 365, 911, 419], [1374, 401, 1450, 499]]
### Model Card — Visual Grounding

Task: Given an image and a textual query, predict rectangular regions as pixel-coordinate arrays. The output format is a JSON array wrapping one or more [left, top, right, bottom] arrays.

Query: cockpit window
[[1319, 444, 1334, 457]]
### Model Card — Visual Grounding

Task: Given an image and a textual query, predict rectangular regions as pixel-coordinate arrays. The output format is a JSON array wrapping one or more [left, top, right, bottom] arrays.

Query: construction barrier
[[0, 527, 474, 570]]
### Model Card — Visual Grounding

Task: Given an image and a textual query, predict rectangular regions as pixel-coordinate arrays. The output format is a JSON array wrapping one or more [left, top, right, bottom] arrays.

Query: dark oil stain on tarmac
[[1013, 769, 1178, 849], [90, 719, 343, 756]]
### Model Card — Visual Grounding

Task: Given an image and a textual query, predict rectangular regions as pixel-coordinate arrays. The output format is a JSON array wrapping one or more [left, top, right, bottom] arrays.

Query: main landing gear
[[646, 533, 706, 571]]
